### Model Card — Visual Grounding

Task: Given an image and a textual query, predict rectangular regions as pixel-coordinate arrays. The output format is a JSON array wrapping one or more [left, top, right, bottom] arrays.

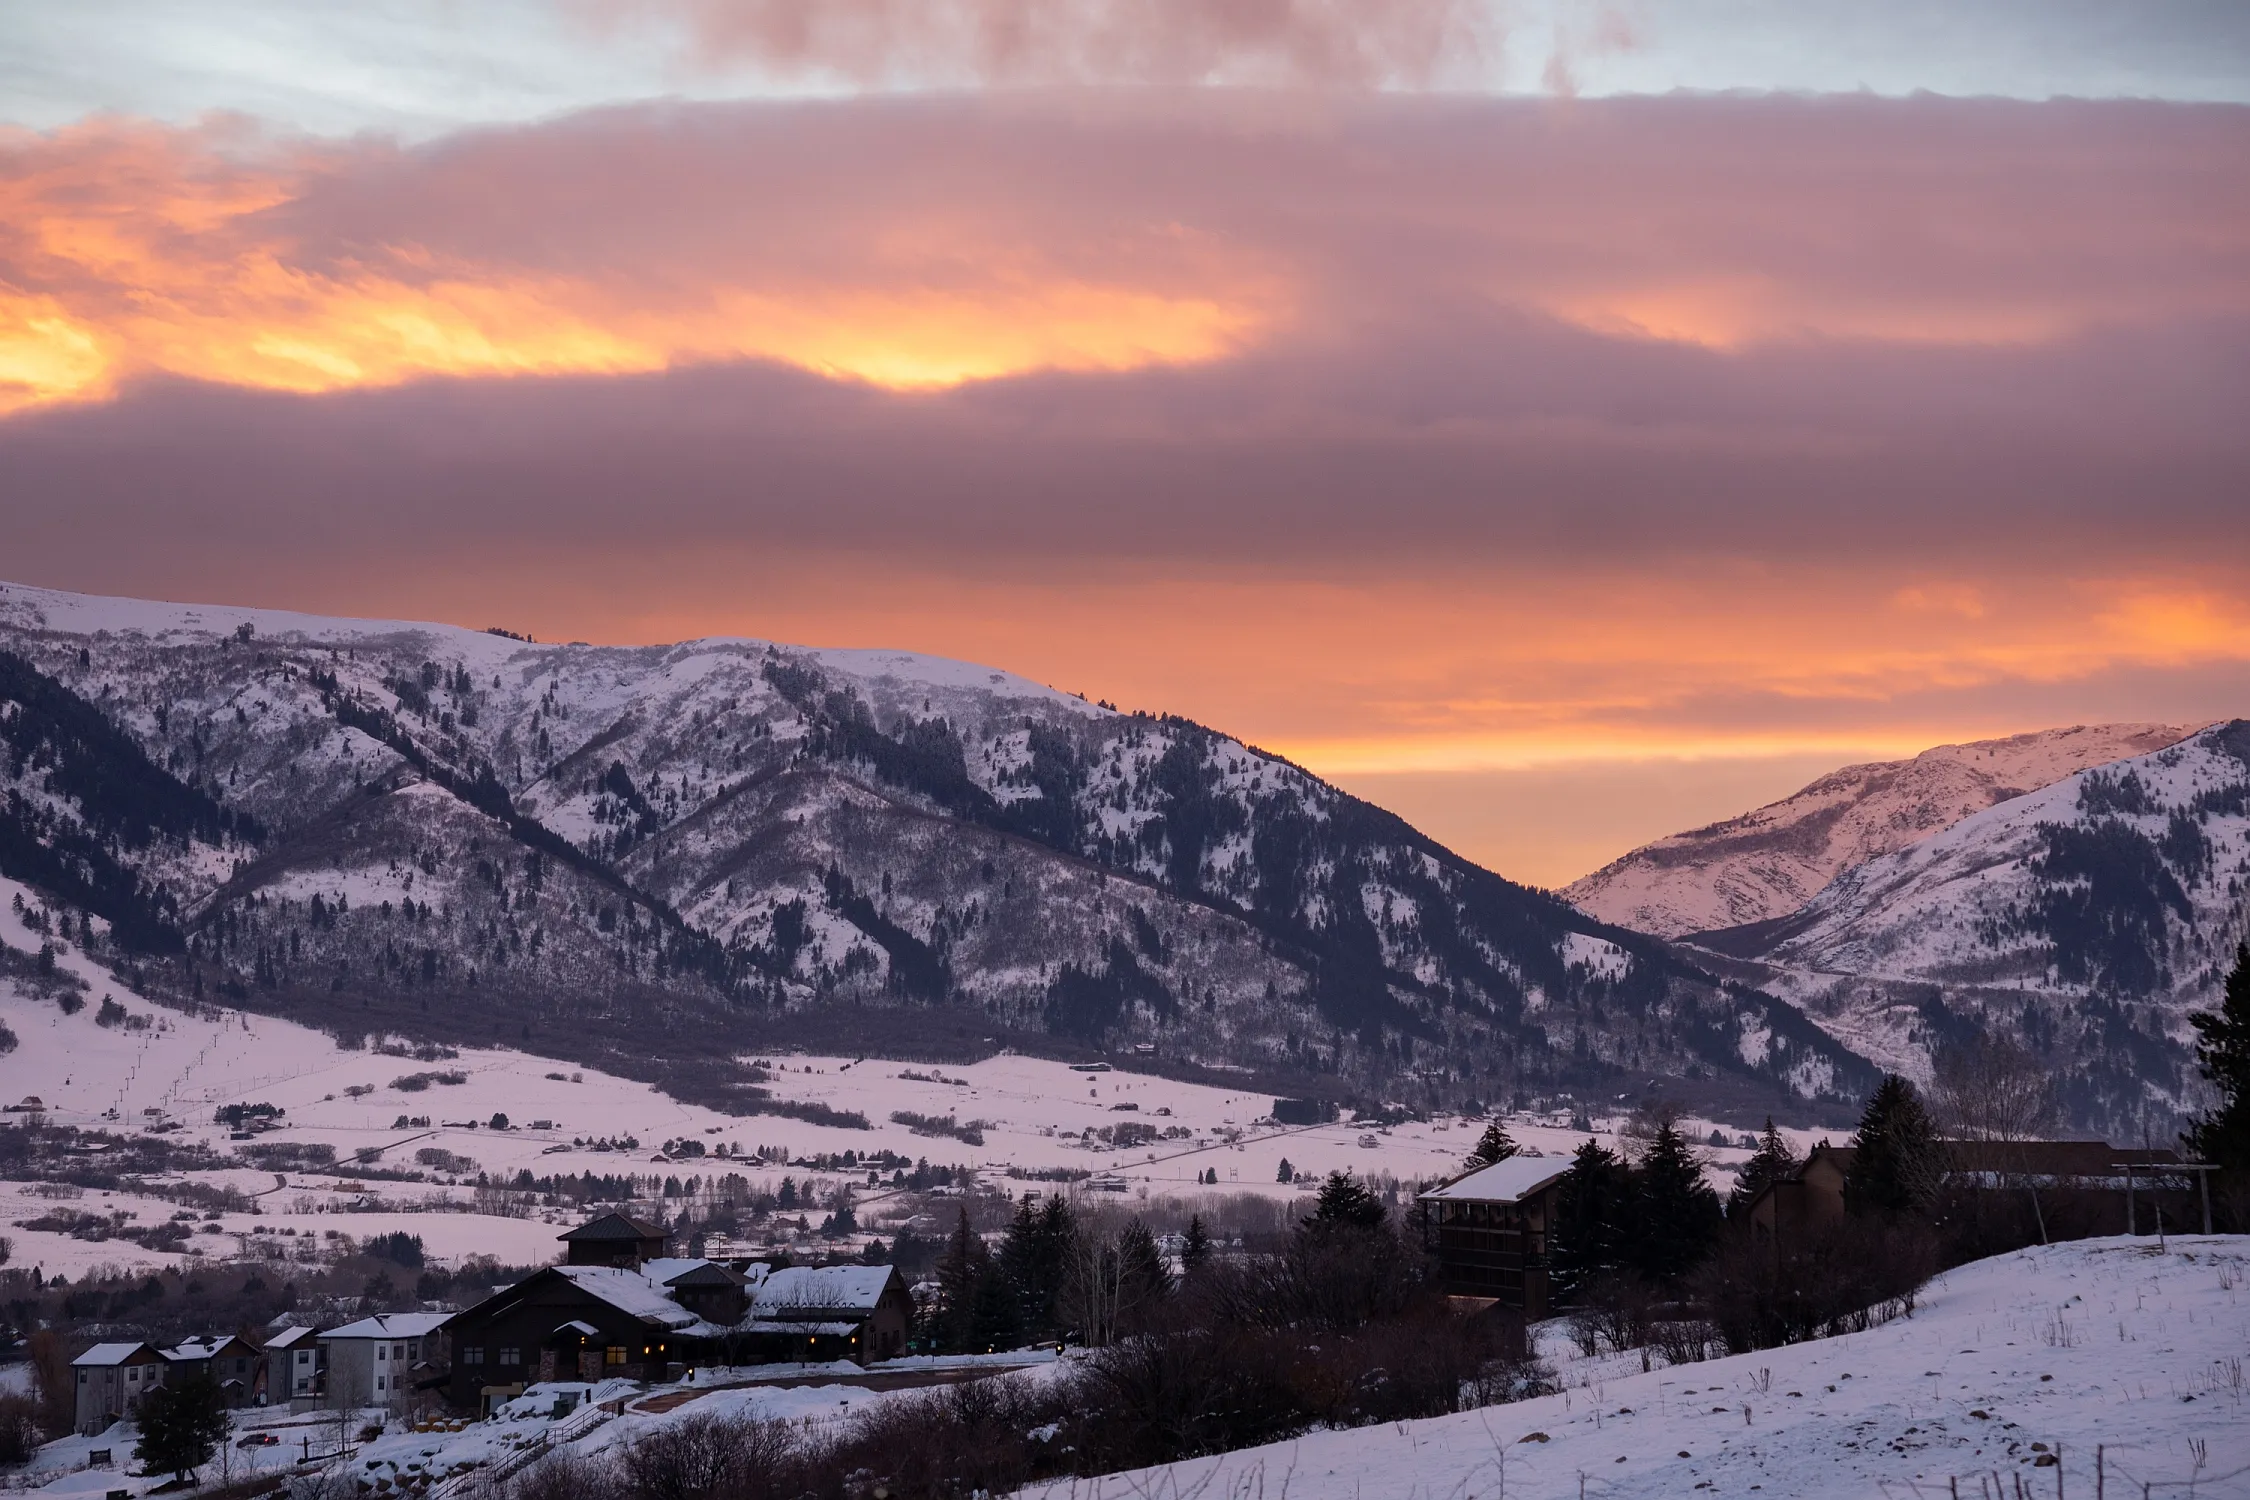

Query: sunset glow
[[3, 74, 2244, 884]]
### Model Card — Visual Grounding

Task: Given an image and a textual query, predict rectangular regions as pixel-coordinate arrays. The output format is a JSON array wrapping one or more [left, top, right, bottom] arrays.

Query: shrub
[[1692, 1218, 1939, 1354]]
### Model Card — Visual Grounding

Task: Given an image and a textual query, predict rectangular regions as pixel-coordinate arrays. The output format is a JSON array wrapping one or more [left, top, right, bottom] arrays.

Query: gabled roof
[[265, 1326, 319, 1350], [660, 1260, 746, 1289], [320, 1313, 450, 1341], [72, 1342, 155, 1367], [552, 1266, 703, 1330], [560, 1212, 667, 1243], [1417, 1155, 1570, 1204], [160, 1335, 258, 1362], [750, 1265, 897, 1318]]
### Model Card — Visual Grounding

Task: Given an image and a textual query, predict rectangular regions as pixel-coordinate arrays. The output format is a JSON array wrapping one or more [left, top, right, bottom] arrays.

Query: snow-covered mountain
[[0, 581, 1872, 1121], [1565, 724, 2195, 938], [1692, 721, 2250, 1133]]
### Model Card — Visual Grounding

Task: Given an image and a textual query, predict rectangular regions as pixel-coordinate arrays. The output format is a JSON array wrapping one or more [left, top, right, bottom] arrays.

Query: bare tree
[[1931, 1031, 2060, 1242]]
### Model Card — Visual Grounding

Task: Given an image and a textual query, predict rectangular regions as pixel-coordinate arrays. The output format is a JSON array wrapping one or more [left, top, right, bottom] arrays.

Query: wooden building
[[70, 1343, 167, 1436], [1747, 1140, 2192, 1242], [1416, 1156, 1570, 1317], [737, 1265, 910, 1364], [157, 1335, 265, 1407], [441, 1264, 706, 1413], [560, 1212, 669, 1268]]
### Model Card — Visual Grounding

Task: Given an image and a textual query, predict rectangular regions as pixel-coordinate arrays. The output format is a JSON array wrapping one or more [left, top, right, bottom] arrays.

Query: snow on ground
[[22, 1356, 1071, 1494], [1015, 1236, 2250, 1500], [2, 868, 1790, 1285]]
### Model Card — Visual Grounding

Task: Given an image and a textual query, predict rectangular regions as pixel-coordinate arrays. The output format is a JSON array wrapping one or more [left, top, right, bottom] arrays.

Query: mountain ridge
[[0, 580, 1874, 1126], [1565, 723, 2198, 938]]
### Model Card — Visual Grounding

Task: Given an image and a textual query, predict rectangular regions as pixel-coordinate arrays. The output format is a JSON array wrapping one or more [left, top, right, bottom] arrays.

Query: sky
[[2, 2, 2247, 887]]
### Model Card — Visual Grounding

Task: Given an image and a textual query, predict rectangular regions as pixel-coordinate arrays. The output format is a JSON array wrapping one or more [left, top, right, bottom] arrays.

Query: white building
[[265, 1325, 321, 1406], [317, 1313, 449, 1409]]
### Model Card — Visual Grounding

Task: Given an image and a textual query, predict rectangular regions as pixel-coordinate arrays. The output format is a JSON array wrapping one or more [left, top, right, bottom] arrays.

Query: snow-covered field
[[1023, 1236, 2250, 1500], [0, 870, 1776, 1280]]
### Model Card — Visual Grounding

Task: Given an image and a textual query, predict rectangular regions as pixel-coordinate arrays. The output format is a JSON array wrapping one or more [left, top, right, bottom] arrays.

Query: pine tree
[[1727, 1117, 1800, 1219], [1550, 1139, 1630, 1302], [1464, 1121, 1519, 1170], [934, 1206, 992, 1351], [2187, 944, 2250, 1181], [1116, 1217, 1171, 1312], [1276, 1158, 1294, 1184], [133, 1371, 228, 1483], [1180, 1214, 1212, 1277], [1627, 1119, 1722, 1282], [999, 1193, 1077, 1339], [1845, 1074, 1945, 1216], [1307, 1170, 1385, 1230]]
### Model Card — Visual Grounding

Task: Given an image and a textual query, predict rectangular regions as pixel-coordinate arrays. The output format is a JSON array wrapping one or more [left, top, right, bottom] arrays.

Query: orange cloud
[[0, 116, 1277, 414]]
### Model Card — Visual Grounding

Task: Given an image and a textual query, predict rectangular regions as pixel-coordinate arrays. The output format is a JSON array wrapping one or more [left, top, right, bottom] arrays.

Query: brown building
[[442, 1264, 706, 1412], [1416, 1156, 1571, 1317], [1747, 1139, 2190, 1242], [560, 1212, 669, 1267], [158, 1335, 265, 1406]]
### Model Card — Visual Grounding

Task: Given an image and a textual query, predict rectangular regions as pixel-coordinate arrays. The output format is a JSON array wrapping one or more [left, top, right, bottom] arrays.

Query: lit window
[[604, 1347, 627, 1366]]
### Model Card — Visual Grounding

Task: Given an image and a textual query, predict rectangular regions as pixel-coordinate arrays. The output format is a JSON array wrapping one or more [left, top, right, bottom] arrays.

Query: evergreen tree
[[1307, 1170, 1385, 1230], [1180, 1214, 1212, 1277], [133, 1371, 228, 1483], [998, 1193, 1077, 1339], [2186, 944, 2250, 1177], [1727, 1117, 1800, 1219], [1845, 1074, 1945, 1217], [1116, 1217, 1171, 1312], [965, 1259, 1022, 1353], [1550, 1139, 1630, 1302], [1464, 1121, 1520, 1170], [934, 1206, 992, 1351], [1276, 1158, 1294, 1184], [1626, 1119, 1722, 1282]]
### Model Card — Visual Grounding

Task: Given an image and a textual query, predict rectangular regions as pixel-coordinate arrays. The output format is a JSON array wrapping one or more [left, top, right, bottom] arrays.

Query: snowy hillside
[[0, 580, 1874, 1125], [1021, 1236, 2250, 1500], [1694, 721, 2250, 1132], [1567, 724, 2194, 938], [0, 868, 1770, 1285]]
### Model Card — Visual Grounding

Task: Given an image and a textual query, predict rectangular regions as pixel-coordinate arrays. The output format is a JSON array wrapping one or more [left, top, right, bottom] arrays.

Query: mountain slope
[[1691, 721, 2250, 1133], [1565, 724, 2195, 938], [0, 581, 1875, 1121]]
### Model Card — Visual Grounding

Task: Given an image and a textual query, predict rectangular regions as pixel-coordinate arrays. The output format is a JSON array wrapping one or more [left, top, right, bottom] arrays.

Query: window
[[77, 1372, 85, 1386], [376, 1345, 387, 1363], [392, 1343, 405, 1360], [604, 1347, 628, 1367], [376, 1376, 386, 1392], [463, 1347, 483, 1366], [499, 1347, 520, 1367]]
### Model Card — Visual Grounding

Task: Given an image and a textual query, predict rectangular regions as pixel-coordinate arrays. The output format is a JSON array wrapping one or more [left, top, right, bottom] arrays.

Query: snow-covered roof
[[72, 1343, 153, 1367], [750, 1265, 895, 1317], [552, 1266, 702, 1330], [1417, 1156, 1571, 1204], [265, 1326, 318, 1349], [554, 1320, 601, 1339], [320, 1313, 450, 1341], [641, 1257, 719, 1286], [159, 1337, 250, 1362]]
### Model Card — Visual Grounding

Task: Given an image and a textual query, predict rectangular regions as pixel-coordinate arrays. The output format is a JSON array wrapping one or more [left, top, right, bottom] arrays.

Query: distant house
[[1416, 1156, 1570, 1317], [318, 1313, 449, 1410], [560, 1212, 669, 1268], [441, 1263, 707, 1412], [71, 1343, 165, 1436], [1747, 1140, 2189, 1243], [740, 1265, 910, 1363], [158, 1334, 264, 1406], [265, 1325, 321, 1406], [439, 1215, 916, 1410]]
